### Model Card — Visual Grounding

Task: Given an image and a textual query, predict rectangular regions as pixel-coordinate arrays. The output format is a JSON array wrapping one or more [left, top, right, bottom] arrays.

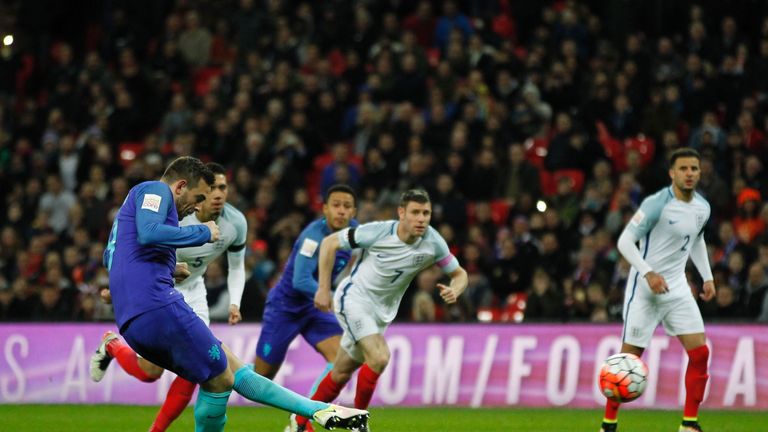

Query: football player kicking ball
[[92, 157, 368, 432], [291, 189, 468, 432], [600, 148, 715, 432], [91, 163, 250, 431]]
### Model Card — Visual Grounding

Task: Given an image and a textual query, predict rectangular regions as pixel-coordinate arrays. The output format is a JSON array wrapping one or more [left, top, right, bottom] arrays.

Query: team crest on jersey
[[696, 214, 705, 229], [413, 254, 428, 266]]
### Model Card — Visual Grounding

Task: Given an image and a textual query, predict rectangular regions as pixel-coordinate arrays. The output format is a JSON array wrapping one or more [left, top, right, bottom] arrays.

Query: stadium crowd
[[1, 0, 768, 324]]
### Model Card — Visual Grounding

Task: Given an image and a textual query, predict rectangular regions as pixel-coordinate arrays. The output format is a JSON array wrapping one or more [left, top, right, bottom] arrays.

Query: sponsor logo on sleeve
[[141, 194, 162, 212], [299, 238, 319, 257]]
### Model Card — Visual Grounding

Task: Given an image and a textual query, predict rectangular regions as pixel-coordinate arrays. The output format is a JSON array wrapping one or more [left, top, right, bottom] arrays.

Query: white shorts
[[622, 278, 705, 348], [334, 286, 387, 363], [177, 278, 210, 326]]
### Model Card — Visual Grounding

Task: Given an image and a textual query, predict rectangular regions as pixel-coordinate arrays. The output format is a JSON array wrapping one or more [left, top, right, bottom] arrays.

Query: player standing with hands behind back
[[600, 148, 715, 432], [290, 189, 468, 432]]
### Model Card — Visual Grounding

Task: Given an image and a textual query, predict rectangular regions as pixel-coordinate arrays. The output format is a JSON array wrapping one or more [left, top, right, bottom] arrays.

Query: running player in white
[[91, 162, 248, 432], [600, 148, 715, 432], [290, 189, 468, 431]]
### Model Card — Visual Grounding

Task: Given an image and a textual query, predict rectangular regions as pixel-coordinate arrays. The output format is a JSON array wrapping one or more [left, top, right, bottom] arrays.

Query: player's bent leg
[[329, 346, 363, 386], [196, 361, 235, 432], [90, 331, 162, 383], [194, 388, 231, 432], [232, 362, 328, 417], [295, 348, 363, 429], [150, 376, 197, 432], [230, 361, 369, 430], [218, 344, 344, 420], [137, 357, 165, 379], [357, 334, 390, 374], [354, 334, 389, 410]]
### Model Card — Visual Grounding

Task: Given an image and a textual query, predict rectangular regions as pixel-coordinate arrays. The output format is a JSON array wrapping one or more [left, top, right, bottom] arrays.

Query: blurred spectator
[[178, 10, 212, 67], [742, 262, 768, 318], [500, 143, 541, 203], [525, 268, 564, 321], [434, 1, 474, 50], [38, 175, 76, 235], [733, 188, 765, 243]]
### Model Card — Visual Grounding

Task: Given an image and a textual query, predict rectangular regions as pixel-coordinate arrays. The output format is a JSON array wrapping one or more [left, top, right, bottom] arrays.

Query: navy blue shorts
[[121, 300, 227, 383], [256, 297, 342, 365]]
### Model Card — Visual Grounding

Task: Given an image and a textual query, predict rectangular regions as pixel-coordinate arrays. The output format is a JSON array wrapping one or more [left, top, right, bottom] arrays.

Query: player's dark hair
[[162, 157, 215, 186], [325, 184, 357, 206], [669, 148, 701, 167], [399, 189, 431, 207], [206, 162, 226, 176]]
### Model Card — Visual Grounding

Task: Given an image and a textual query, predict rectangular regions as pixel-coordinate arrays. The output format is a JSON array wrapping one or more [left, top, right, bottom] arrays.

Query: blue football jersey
[[104, 181, 210, 328], [270, 218, 358, 306]]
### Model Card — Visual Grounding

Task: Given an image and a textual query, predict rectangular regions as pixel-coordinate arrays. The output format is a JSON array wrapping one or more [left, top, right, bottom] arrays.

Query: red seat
[[476, 307, 502, 322], [624, 135, 655, 167], [192, 67, 223, 97], [307, 153, 334, 212], [539, 169, 556, 196], [501, 292, 527, 322], [553, 169, 585, 194], [490, 199, 511, 226], [118, 142, 144, 167], [524, 137, 549, 169], [427, 48, 441, 68]]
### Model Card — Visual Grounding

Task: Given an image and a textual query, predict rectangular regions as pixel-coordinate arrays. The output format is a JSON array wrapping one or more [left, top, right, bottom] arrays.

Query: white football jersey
[[335, 221, 459, 323], [625, 186, 710, 291], [176, 202, 247, 294]]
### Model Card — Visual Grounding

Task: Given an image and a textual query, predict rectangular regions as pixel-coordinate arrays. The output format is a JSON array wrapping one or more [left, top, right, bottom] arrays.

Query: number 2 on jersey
[[681, 235, 690, 252]]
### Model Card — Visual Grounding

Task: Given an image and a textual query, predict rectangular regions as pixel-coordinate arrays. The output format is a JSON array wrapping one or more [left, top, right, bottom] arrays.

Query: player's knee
[[138, 359, 164, 381], [368, 352, 390, 372], [254, 358, 278, 379], [203, 369, 234, 393], [331, 369, 353, 384]]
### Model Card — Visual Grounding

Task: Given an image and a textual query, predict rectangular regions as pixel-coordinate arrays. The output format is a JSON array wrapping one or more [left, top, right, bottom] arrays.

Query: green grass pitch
[[0, 405, 762, 431]]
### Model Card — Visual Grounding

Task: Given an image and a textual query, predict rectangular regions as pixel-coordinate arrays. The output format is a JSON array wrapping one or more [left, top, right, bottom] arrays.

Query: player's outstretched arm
[[438, 266, 468, 304], [314, 233, 342, 312]]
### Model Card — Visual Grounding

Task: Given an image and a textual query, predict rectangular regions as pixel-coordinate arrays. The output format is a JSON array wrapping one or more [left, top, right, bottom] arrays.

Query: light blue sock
[[309, 362, 334, 396], [194, 389, 231, 432], [233, 365, 329, 418]]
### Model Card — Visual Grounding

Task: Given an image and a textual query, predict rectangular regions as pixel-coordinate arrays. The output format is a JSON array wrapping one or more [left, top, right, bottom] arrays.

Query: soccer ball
[[599, 353, 649, 403]]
